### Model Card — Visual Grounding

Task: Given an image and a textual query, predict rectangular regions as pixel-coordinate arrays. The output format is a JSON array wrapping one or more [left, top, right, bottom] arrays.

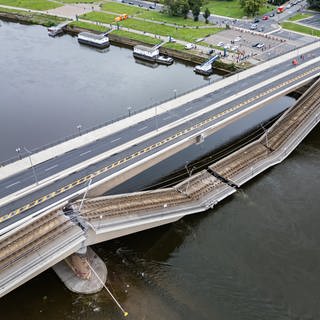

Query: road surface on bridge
[[0, 49, 319, 230]]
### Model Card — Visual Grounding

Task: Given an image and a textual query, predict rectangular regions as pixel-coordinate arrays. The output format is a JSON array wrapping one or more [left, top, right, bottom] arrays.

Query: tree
[[164, 0, 190, 18], [192, 4, 201, 21], [203, 7, 211, 23], [179, 0, 191, 18], [307, 0, 320, 9], [239, 0, 265, 16]]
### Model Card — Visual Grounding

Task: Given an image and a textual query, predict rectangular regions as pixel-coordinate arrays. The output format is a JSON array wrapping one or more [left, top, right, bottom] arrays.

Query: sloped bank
[[65, 24, 235, 72]]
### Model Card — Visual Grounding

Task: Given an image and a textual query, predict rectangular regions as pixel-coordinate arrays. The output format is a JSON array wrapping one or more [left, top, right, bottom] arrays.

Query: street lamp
[[173, 89, 177, 99], [77, 124, 82, 136], [15, 147, 22, 160], [154, 106, 158, 131], [23, 146, 38, 185], [128, 107, 132, 116]]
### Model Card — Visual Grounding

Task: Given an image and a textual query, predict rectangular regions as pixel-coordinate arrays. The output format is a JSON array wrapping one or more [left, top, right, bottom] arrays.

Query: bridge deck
[[0, 78, 319, 298]]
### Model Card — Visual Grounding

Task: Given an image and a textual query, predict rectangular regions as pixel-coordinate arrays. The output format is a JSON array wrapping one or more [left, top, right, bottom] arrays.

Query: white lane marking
[[138, 126, 148, 132], [185, 106, 193, 111], [111, 137, 121, 143], [45, 164, 58, 172], [163, 115, 171, 121], [5, 181, 21, 189], [80, 150, 92, 157]]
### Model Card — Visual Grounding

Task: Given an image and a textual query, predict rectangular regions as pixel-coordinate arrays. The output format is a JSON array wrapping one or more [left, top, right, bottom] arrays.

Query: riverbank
[[0, 8, 237, 72]]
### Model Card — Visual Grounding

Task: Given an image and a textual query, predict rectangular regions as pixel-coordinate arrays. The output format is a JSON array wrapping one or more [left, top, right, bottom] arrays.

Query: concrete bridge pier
[[52, 246, 107, 294]]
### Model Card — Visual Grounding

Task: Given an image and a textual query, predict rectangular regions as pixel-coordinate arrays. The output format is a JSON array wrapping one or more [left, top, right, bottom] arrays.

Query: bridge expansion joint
[[206, 167, 239, 190]]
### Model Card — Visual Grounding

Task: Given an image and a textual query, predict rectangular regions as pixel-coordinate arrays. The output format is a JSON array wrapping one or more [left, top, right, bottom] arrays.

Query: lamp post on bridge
[[128, 107, 132, 117], [77, 124, 82, 136], [15, 147, 22, 160], [22, 146, 38, 185], [173, 89, 177, 99]]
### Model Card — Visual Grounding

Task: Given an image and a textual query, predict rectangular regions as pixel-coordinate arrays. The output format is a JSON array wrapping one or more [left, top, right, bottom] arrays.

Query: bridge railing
[[1, 41, 317, 168], [0, 80, 214, 167]]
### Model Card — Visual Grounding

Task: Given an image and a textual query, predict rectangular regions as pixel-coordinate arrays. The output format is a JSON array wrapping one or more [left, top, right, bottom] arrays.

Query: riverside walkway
[[0, 77, 319, 298]]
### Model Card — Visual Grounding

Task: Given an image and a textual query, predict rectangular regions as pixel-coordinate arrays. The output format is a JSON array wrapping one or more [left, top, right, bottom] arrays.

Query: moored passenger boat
[[77, 32, 110, 49], [133, 45, 159, 62], [48, 26, 63, 37]]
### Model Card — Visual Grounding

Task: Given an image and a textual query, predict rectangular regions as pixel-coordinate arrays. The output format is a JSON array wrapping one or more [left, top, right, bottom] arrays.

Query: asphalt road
[[0, 46, 319, 229]]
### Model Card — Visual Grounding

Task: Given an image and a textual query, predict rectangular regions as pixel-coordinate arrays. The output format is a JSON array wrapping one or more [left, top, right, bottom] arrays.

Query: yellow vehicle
[[115, 14, 128, 22]]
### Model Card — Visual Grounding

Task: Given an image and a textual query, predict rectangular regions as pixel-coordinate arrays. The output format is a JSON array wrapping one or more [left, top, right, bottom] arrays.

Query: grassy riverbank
[[0, 7, 65, 26], [80, 11, 222, 42], [0, 0, 61, 10]]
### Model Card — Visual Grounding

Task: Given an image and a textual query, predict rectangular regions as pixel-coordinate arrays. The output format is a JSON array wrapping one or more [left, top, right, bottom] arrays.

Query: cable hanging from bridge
[[86, 260, 129, 317]]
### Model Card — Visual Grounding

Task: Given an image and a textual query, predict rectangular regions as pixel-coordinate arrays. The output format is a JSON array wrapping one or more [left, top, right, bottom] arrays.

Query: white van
[[185, 43, 195, 50]]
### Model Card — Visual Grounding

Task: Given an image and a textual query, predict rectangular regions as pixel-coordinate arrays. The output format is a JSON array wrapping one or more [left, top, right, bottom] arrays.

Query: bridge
[[0, 42, 319, 297]]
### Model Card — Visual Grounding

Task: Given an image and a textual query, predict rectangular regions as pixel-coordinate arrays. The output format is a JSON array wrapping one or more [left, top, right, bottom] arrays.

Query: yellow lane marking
[[1, 66, 319, 224]]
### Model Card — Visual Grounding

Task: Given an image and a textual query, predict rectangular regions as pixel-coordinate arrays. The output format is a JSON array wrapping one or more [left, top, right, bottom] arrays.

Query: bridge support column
[[52, 246, 107, 294]]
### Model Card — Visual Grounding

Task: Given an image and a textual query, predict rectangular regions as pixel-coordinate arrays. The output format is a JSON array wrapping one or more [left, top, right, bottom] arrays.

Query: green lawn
[[101, 1, 208, 27], [119, 18, 222, 41], [202, 0, 274, 18], [80, 11, 117, 24], [139, 10, 208, 26], [0, 6, 65, 25], [60, 0, 96, 2], [288, 13, 312, 21], [281, 21, 320, 37], [81, 10, 222, 41], [162, 42, 185, 50], [112, 30, 161, 45], [70, 20, 109, 32], [0, 0, 61, 10], [101, 2, 144, 15]]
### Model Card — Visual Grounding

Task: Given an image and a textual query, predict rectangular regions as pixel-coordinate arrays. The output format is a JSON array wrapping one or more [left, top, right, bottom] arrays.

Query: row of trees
[[164, 0, 270, 20], [307, 0, 320, 9], [164, 0, 211, 21]]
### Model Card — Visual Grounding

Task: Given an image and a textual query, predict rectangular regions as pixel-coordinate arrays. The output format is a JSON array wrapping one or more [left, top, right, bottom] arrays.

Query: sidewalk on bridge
[[0, 43, 319, 188]]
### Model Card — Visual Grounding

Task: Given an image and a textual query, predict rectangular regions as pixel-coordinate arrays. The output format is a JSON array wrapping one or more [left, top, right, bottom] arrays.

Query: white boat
[[194, 54, 220, 76], [133, 45, 159, 62], [77, 32, 110, 49], [156, 55, 174, 65], [48, 26, 63, 37]]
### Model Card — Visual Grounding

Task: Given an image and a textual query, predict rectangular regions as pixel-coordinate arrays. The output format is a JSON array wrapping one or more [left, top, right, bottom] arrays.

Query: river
[[1, 21, 320, 320]]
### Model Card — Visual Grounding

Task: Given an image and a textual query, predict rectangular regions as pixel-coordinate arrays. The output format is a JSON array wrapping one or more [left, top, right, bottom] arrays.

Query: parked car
[[256, 43, 265, 48], [168, 36, 176, 43], [149, 5, 156, 9], [250, 23, 257, 30], [217, 41, 224, 47], [231, 46, 239, 52], [252, 42, 260, 47], [185, 43, 195, 50], [258, 26, 264, 32], [269, 12, 275, 17], [234, 36, 242, 42], [262, 15, 269, 20], [253, 18, 260, 23]]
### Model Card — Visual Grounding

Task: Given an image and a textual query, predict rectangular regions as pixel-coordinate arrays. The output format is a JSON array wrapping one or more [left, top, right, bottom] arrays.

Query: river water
[[1, 21, 320, 320]]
